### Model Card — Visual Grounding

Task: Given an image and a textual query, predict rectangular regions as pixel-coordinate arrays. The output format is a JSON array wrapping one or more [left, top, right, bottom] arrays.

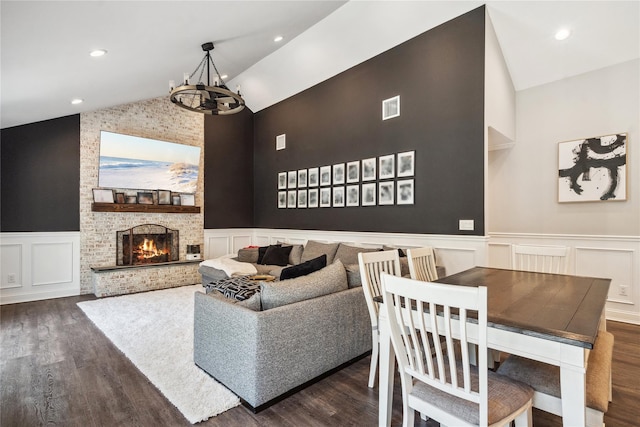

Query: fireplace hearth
[[117, 224, 179, 266]]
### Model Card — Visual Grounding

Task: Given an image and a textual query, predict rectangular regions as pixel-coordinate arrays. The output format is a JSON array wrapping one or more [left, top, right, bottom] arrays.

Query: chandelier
[[169, 42, 245, 115]]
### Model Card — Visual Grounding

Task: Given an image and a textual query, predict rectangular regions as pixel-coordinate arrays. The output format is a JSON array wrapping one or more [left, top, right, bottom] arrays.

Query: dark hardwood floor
[[1, 293, 638, 426]]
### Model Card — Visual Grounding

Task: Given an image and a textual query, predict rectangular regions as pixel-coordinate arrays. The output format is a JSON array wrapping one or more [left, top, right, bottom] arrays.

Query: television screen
[[98, 131, 201, 193]]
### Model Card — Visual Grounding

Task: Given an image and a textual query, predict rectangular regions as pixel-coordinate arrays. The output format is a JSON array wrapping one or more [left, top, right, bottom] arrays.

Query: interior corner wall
[[204, 109, 254, 228], [252, 7, 486, 235], [0, 115, 80, 232], [488, 59, 640, 236]]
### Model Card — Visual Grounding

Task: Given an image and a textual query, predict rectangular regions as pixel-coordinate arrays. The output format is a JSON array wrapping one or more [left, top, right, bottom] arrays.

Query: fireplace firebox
[[117, 224, 179, 266]]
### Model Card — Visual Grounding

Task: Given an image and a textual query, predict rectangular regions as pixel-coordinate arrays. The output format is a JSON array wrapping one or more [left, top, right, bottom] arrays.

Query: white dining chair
[[511, 244, 569, 274], [358, 250, 402, 388], [380, 273, 534, 427], [406, 246, 438, 282]]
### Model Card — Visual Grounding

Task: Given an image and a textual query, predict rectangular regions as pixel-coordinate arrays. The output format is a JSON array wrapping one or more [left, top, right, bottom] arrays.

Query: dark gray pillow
[[280, 255, 327, 280], [257, 244, 281, 264], [261, 245, 292, 266], [301, 240, 340, 264], [334, 243, 381, 265]]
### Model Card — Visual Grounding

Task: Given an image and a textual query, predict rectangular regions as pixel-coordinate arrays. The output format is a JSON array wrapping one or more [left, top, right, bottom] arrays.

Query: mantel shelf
[[91, 203, 200, 214]]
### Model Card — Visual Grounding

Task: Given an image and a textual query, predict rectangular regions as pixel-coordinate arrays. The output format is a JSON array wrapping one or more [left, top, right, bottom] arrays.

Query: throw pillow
[[280, 254, 327, 280], [208, 289, 261, 311], [334, 243, 381, 265], [300, 240, 340, 264], [260, 260, 348, 310], [345, 263, 362, 288], [261, 245, 293, 266], [382, 245, 407, 257], [277, 242, 304, 265], [237, 247, 259, 263], [257, 244, 280, 264]]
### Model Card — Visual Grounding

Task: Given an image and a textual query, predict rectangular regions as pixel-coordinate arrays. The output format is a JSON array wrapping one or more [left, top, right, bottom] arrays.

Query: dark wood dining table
[[377, 266, 611, 427]]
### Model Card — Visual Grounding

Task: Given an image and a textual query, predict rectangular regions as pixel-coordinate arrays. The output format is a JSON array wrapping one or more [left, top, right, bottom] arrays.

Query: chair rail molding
[[489, 232, 640, 325], [1, 232, 81, 305]]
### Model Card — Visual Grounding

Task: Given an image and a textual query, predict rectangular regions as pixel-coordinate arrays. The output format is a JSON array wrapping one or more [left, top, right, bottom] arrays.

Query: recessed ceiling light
[[274, 35, 283, 43], [71, 98, 84, 105], [554, 28, 571, 41], [90, 49, 107, 57]]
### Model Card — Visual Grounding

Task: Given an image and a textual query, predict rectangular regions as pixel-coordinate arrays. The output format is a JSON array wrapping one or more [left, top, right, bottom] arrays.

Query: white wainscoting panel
[[231, 235, 252, 254], [203, 235, 231, 259], [1, 232, 80, 304], [489, 233, 640, 325]]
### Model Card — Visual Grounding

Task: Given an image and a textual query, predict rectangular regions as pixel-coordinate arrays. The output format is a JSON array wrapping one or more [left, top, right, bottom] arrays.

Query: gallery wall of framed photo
[[277, 151, 415, 209]]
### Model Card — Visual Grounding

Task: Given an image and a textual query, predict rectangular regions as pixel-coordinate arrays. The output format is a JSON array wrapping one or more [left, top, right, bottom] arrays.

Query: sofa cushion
[[345, 263, 362, 288], [260, 260, 348, 310], [237, 247, 259, 263], [257, 244, 281, 264], [334, 243, 381, 265], [280, 255, 327, 280], [301, 240, 340, 264], [382, 245, 407, 257], [261, 245, 293, 266]]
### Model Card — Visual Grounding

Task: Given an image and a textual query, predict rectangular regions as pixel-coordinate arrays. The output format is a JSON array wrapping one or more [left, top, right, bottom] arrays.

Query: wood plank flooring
[[1, 293, 639, 426]]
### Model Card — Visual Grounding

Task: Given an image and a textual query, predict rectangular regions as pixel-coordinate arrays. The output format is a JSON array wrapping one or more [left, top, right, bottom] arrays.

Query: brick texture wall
[[80, 97, 204, 295]]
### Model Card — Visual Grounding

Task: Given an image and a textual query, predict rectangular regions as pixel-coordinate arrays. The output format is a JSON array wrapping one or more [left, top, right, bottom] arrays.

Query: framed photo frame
[[137, 191, 154, 205], [333, 163, 345, 185], [308, 188, 318, 208], [171, 194, 180, 205], [308, 167, 319, 187], [93, 188, 115, 203], [362, 157, 376, 181], [558, 133, 627, 202], [278, 172, 287, 190], [287, 190, 297, 208], [397, 151, 415, 177], [378, 181, 394, 205], [347, 161, 360, 183], [346, 185, 359, 207], [298, 169, 308, 188], [397, 179, 414, 205], [320, 166, 332, 186], [332, 186, 345, 207], [126, 195, 138, 204], [180, 193, 195, 206], [379, 154, 395, 180], [157, 189, 171, 205], [115, 192, 125, 204], [320, 187, 332, 207], [287, 171, 297, 189], [297, 190, 307, 208], [362, 183, 376, 206], [278, 191, 287, 209]]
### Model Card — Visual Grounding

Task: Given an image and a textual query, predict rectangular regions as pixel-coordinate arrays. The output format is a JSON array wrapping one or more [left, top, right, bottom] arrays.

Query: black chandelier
[[169, 42, 245, 115]]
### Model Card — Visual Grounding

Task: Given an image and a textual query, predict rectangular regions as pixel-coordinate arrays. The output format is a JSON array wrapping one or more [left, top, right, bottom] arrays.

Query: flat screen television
[[98, 130, 201, 193]]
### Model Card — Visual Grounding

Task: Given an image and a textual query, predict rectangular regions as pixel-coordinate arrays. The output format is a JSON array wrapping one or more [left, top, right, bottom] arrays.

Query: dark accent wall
[[252, 7, 486, 235], [1, 115, 80, 232], [204, 108, 254, 228]]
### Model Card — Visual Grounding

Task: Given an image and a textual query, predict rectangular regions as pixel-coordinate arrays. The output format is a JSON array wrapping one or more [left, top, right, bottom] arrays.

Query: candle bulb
[[183, 73, 190, 85], [169, 80, 175, 92], [236, 84, 241, 95]]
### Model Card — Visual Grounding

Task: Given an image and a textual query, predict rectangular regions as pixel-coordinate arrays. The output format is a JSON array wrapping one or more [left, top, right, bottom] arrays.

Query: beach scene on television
[[98, 131, 201, 193]]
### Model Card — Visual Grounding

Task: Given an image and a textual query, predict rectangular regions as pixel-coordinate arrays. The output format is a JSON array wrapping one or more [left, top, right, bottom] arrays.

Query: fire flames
[[136, 238, 169, 261]]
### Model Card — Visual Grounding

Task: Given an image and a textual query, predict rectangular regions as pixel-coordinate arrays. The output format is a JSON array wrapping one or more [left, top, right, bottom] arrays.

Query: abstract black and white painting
[[558, 133, 627, 202], [362, 158, 376, 181], [320, 187, 331, 207], [379, 155, 395, 180], [308, 188, 318, 208], [346, 185, 359, 206], [362, 183, 376, 206], [397, 151, 415, 177], [308, 168, 319, 187], [397, 179, 414, 205], [278, 191, 287, 208], [347, 161, 360, 183]]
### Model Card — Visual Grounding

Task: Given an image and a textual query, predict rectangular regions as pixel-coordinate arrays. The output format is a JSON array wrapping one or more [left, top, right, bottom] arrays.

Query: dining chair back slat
[[407, 246, 438, 282], [511, 244, 569, 274]]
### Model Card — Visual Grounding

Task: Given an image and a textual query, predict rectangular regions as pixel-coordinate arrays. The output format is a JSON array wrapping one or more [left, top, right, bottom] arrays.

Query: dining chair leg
[[514, 407, 532, 427], [368, 328, 379, 388]]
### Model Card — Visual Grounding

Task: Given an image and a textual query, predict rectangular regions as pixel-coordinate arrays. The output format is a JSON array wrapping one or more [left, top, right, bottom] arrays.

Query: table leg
[[378, 313, 394, 427], [559, 362, 587, 426]]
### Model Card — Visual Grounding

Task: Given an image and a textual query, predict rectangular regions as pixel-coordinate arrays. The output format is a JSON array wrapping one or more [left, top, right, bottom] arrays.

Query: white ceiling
[[1, 1, 638, 129]]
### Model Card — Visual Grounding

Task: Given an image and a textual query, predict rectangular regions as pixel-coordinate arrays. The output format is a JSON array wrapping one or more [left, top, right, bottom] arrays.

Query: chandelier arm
[[208, 55, 225, 86], [189, 55, 208, 82]]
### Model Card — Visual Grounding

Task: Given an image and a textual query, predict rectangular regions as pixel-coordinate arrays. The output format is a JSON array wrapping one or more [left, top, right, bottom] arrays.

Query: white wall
[[488, 59, 639, 235]]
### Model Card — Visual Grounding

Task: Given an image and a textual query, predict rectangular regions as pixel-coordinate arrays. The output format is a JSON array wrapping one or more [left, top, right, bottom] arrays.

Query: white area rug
[[77, 285, 240, 423]]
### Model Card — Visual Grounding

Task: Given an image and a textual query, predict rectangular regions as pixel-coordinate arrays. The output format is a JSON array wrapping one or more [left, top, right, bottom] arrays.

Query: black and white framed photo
[[278, 172, 287, 189], [298, 169, 308, 188], [378, 181, 394, 205], [397, 151, 415, 177], [127, 195, 139, 204], [347, 161, 360, 183], [287, 190, 297, 208], [93, 188, 115, 203], [397, 179, 414, 205], [558, 133, 627, 202], [362, 157, 376, 181], [320, 166, 332, 186], [298, 190, 307, 208], [278, 191, 287, 208], [362, 183, 376, 206], [115, 192, 125, 204], [287, 171, 297, 189], [320, 187, 332, 207], [346, 185, 359, 207], [158, 189, 171, 205], [308, 167, 319, 187], [180, 193, 195, 206], [308, 188, 319, 208], [333, 163, 345, 185], [138, 191, 155, 205], [333, 186, 345, 207], [379, 154, 395, 180]]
